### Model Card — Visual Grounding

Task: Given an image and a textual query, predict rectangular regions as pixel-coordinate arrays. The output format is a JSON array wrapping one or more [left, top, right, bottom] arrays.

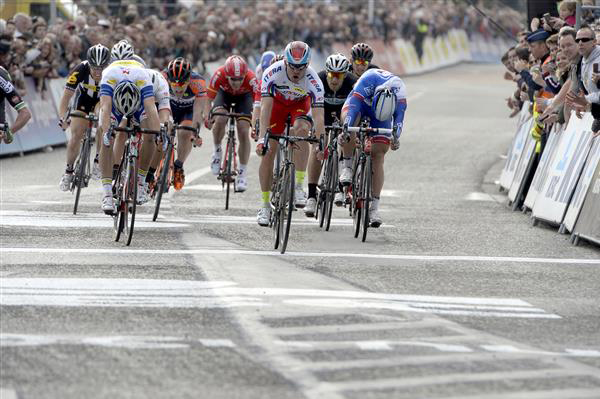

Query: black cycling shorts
[[172, 106, 194, 124], [74, 92, 98, 114], [212, 89, 253, 123]]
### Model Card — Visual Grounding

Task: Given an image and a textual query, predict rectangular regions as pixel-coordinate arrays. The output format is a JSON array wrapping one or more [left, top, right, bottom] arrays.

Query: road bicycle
[[150, 123, 198, 221], [344, 121, 392, 242], [263, 115, 319, 254], [315, 117, 344, 231], [107, 120, 163, 246], [68, 112, 98, 215], [211, 108, 251, 210]]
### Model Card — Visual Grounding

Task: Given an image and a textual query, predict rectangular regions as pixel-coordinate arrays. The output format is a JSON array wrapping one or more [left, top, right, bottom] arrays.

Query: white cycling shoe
[[235, 175, 247, 192], [257, 207, 271, 227], [137, 183, 149, 205], [339, 167, 352, 185], [369, 208, 382, 228], [91, 161, 101, 180], [102, 195, 115, 214], [211, 152, 221, 176], [334, 192, 345, 207], [304, 197, 317, 217], [295, 185, 307, 208], [59, 173, 73, 192]]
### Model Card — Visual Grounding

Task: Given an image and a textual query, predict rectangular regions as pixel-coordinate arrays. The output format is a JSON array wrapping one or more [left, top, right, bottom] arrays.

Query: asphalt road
[[1, 63, 599, 399]]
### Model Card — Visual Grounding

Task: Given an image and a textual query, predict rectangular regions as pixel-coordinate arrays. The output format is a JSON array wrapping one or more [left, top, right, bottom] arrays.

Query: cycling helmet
[[260, 51, 276, 71], [111, 40, 134, 60], [86, 44, 110, 68], [351, 43, 374, 62], [270, 54, 285, 66], [113, 81, 141, 117], [372, 87, 396, 121], [166, 57, 191, 83], [224, 55, 248, 79], [284, 41, 311, 66], [325, 53, 350, 73]]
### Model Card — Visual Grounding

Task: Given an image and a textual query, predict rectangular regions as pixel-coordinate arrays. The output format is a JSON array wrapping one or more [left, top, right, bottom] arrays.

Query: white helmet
[[325, 53, 350, 73], [372, 87, 396, 121], [111, 40, 134, 60], [113, 81, 141, 116]]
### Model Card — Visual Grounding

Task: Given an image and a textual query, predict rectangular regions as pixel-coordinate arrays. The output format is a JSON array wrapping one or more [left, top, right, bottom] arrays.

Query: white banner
[[523, 125, 562, 210], [563, 136, 600, 232], [499, 115, 533, 190], [508, 132, 536, 203], [532, 112, 595, 225]]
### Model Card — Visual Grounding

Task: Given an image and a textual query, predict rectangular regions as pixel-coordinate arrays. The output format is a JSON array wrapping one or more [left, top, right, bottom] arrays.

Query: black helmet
[[351, 43, 374, 62], [87, 44, 110, 67]]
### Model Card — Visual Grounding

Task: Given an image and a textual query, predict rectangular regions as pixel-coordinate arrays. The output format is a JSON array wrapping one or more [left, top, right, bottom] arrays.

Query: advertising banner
[[563, 136, 600, 232], [508, 132, 536, 203], [523, 125, 562, 210], [572, 157, 600, 246], [532, 112, 595, 225], [499, 116, 533, 190]]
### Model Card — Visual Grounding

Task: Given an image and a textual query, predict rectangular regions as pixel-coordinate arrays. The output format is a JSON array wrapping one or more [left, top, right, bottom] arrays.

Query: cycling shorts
[[74, 92, 99, 114], [268, 96, 312, 135], [212, 89, 253, 124], [172, 106, 193, 124]]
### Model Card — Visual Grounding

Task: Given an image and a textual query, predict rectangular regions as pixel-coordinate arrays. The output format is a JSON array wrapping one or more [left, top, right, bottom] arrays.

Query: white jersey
[[146, 69, 170, 112], [99, 59, 154, 102], [260, 60, 324, 107]]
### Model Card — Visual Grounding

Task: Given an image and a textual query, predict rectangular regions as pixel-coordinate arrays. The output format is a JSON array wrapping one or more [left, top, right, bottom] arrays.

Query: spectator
[[12, 13, 31, 38]]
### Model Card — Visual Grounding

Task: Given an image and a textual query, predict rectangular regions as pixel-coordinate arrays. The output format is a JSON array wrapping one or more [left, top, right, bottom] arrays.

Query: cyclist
[[251, 54, 284, 138], [255, 50, 276, 80], [162, 57, 206, 190], [0, 66, 31, 144], [255, 41, 325, 226], [57, 44, 111, 191], [349, 43, 379, 77], [341, 68, 407, 227], [305, 53, 357, 216], [97, 58, 161, 213], [205, 55, 259, 192]]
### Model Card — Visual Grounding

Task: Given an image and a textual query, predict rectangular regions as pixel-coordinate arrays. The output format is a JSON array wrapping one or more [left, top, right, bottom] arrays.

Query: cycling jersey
[[100, 59, 154, 123], [0, 67, 26, 124], [146, 69, 170, 112], [207, 66, 260, 99], [343, 68, 407, 139], [260, 60, 324, 107], [162, 71, 206, 112], [318, 70, 357, 126], [65, 61, 101, 113]]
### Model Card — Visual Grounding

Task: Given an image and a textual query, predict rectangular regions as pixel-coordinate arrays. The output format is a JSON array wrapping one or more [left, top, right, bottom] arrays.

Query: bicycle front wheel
[[325, 149, 338, 231], [153, 143, 173, 221], [318, 158, 330, 228], [279, 163, 295, 254], [124, 158, 137, 246], [225, 138, 234, 210], [352, 161, 362, 239], [361, 156, 372, 242], [73, 137, 90, 215], [113, 160, 125, 242]]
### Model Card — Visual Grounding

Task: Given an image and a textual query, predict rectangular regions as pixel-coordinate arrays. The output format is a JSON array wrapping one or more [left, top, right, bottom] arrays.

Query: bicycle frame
[[68, 112, 99, 215]]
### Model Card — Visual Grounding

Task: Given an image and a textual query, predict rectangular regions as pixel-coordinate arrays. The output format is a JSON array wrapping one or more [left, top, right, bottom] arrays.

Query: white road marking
[[0, 388, 18, 399], [275, 339, 473, 353], [0, 215, 189, 229], [465, 192, 507, 202], [481, 345, 600, 357], [0, 278, 559, 318], [0, 333, 236, 349], [2, 246, 598, 265], [442, 389, 600, 399]]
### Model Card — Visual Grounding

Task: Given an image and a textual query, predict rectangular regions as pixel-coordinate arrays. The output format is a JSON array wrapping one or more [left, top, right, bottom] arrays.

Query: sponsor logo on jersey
[[135, 80, 147, 87], [82, 83, 97, 92], [67, 72, 79, 85], [107, 79, 117, 85]]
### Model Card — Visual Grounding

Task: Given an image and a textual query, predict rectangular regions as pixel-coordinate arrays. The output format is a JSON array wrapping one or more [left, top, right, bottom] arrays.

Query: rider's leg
[[258, 139, 279, 204], [175, 120, 194, 168], [370, 141, 389, 209], [236, 119, 251, 171], [306, 131, 324, 200], [65, 116, 88, 170]]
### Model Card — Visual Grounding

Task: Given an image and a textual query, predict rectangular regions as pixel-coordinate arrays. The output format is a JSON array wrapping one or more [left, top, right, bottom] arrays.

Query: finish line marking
[[1, 247, 598, 265]]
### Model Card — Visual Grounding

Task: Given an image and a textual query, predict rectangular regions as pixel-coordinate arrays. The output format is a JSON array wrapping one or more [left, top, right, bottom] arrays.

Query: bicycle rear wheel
[[360, 156, 372, 242], [279, 163, 295, 254], [318, 155, 331, 228], [124, 158, 138, 246], [352, 161, 362, 239], [324, 149, 338, 232], [113, 160, 125, 242], [153, 143, 173, 221], [225, 138, 234, 210], [73, 136, 90, 215]]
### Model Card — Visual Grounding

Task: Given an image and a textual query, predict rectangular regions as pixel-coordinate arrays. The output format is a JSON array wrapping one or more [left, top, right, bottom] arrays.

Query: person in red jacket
[[204, 55, 259, 192]]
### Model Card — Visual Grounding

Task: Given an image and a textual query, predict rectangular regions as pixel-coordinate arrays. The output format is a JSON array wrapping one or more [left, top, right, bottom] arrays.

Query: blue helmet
[[260, 51, 276, 71], [284, 41, 311, 66], [372, 87, 396, 121]]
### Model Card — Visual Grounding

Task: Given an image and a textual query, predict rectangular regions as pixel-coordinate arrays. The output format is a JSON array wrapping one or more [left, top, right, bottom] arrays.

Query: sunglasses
[[353, 59, 369, 66], [287, 63, 308, 71], [228, 77, 244, 82], [576, 37, 594, 43], [327, 71, 345, 79], [169, 81, 188, 87]]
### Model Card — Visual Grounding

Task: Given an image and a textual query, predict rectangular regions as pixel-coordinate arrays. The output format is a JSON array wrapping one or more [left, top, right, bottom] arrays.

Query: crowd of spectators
[[0, 0, 523, 97], [501, 0, 600, 209]]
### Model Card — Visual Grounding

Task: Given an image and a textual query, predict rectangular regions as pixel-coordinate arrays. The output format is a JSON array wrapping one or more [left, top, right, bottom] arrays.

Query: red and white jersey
[[260, 60, 324, 107], [207, 66, 260, 99]]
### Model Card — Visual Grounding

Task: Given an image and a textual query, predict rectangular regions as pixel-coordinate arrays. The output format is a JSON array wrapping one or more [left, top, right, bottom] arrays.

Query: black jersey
[[0, 67, 26, 124], [65, 61, 101, 104], [318, 70, 357, 126]]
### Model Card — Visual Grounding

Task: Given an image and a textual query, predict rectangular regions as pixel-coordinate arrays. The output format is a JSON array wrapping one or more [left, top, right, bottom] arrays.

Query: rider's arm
[[342, 92, 363, 127], [98, 95, 112, 135], [259, 96, 273, 139], [158, 109, 171, 125], [192, 96, 204, 128], [11, 106, 31, 134], [58, 88, 75, 120], [59, 63, 84, 119], [312, 106, 325, 139], [143, 96, 161, 130], [393, 98, 407, 138], [4, 82, 31, 134]]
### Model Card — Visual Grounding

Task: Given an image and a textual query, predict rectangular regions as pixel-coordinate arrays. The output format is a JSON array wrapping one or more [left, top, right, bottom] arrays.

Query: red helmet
[[224, 55, 247, 79], [166, 57, 191, 83]]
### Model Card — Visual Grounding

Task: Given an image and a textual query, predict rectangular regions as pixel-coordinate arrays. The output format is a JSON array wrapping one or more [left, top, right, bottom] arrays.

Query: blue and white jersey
[[343, 69, 407, 136]]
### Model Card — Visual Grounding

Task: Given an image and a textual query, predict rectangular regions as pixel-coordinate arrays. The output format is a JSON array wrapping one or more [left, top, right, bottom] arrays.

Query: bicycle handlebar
[[112, 125, 162, 135], [211, 111, 252, 119], [68, 112, 99, 122], [0, 123, 7, 131], [346, 126, 393, 134], [174, 125, 199, 133]]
